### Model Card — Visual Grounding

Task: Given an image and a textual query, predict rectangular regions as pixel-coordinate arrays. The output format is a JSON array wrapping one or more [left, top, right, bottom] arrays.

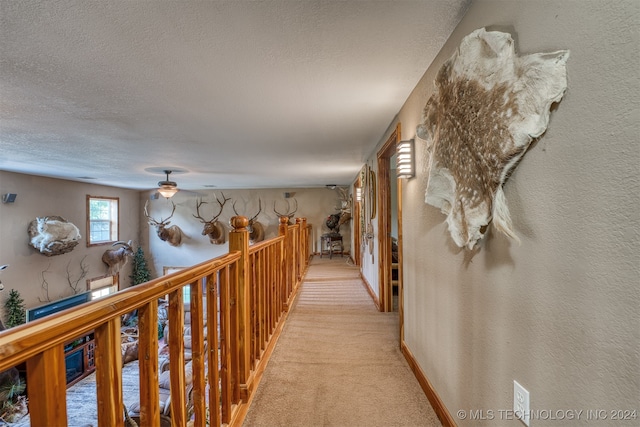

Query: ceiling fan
[[156, 170, 179, 198]]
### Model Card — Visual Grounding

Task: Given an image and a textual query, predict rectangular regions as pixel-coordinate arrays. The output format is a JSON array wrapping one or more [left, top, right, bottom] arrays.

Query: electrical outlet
[[513, 380, 530, 426]]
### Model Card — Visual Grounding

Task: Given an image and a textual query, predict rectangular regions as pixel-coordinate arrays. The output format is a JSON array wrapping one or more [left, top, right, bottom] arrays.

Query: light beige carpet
[[243, 257, 441, 427]]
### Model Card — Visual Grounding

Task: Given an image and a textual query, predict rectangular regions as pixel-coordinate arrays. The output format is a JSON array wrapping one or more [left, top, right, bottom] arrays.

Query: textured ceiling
[[0, 0, 469, 191]]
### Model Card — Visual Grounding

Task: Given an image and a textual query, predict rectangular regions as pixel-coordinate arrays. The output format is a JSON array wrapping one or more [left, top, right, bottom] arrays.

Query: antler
[[213, 192, 231, 220], [233, 198, 262, 222], [194, 193, 230, 224], [250, 198, 262, 222], [274, 198, 298, 219], [337, 186, 349, 201], [145, 200, 175, 226]]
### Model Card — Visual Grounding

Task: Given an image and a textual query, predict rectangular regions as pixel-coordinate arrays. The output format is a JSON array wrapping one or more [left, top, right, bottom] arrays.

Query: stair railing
[[0, 216, 311, 427]]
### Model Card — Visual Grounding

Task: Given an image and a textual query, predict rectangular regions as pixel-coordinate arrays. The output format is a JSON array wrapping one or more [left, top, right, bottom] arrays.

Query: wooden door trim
[[376, 123, 400, 313], [352, 179, 361, 266]]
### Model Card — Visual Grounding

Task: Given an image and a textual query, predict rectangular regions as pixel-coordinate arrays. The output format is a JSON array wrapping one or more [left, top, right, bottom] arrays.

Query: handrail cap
[[231, 215, 249, 229]]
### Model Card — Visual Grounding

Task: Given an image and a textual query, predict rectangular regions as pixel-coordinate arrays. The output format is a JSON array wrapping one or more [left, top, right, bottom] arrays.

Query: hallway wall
[[368, 0, 639, 424]]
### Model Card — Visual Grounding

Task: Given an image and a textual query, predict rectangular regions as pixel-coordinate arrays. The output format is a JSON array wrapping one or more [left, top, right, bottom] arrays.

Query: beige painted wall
[[0, 170, 351, 315], [371, 0, 639, 425], [0, 171, 140, 311], [143, 187, 351, 275]]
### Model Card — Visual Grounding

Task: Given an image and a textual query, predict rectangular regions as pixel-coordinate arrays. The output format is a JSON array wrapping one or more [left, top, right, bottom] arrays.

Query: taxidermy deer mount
[[273, 198, 298, 225], [193, 193, 231, 245], [233, 199, 265, 244], [144, 200, 183, 246], [335, 186, 351, 227], [102, 240, 134, 275]]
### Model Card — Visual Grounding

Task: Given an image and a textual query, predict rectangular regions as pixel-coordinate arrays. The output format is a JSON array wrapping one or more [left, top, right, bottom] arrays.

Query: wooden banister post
[[229, 215, 252, 400], [26, 346, 67, 426], [279, 216, 290, 308]]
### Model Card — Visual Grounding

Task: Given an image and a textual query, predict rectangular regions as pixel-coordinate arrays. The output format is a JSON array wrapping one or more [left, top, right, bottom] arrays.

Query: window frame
[[86, 195, 119, 247], [87, 274, 119, 299]]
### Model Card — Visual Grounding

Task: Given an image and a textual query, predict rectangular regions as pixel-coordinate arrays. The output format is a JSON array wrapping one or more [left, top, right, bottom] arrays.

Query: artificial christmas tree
[[129, 246, 151, 287], [4, 289, 26, 328]]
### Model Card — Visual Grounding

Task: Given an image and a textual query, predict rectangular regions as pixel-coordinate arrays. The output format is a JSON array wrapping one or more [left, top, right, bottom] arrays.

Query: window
[[91, 286, 116, 300], [87, 196, 119, 245], [87, 274, 118, 300]]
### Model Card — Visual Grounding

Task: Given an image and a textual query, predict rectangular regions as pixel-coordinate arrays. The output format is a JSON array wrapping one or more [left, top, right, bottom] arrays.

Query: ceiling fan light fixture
[[157, 170, 179, 198], [157, 184, 178, 198]]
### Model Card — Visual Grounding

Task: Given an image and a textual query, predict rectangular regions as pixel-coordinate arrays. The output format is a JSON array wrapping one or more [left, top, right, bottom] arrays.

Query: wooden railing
[[0, 216, 311, 427]]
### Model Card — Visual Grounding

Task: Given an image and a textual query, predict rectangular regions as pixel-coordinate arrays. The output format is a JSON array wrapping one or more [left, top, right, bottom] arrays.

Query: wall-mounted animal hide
[[28, 216, 81, 256], [417, 28, 569, 249]]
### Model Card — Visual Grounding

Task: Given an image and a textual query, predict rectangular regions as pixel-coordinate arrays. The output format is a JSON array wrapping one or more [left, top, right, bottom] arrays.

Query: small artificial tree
[[129, 246, 151, 287], [124, 246, 152, 328], [4, 289, 26, 328]]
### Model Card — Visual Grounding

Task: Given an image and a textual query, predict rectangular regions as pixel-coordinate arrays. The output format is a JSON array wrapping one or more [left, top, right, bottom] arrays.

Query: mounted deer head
[[233, 198, 264, 244], [193, 193, 230, 245], [144, 200, 183, 246], [274, 198, 298, 225]]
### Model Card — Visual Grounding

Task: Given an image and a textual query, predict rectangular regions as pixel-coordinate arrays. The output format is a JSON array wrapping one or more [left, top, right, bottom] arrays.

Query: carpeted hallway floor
[[243, 256, 441, 427]]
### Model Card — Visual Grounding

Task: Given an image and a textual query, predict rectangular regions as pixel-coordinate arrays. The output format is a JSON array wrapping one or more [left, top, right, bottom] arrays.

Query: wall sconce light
[[355, 186, 362, 202], [396, 139, 415, 179], [2, 193, 17, 204]]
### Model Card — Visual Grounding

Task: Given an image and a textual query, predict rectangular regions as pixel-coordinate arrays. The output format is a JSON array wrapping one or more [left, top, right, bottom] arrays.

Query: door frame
[[376, 123, 401, 313], [352, 178, 362, 267]]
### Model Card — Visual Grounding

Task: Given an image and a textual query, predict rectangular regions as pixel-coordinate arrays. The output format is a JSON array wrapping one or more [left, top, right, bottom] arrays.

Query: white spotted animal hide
[[417, 28, 569, 250]]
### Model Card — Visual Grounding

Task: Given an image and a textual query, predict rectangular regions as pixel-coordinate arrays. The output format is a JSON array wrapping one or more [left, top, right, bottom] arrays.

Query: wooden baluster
[[219, 264, 234, 422], [250, 252, 258, 367], [95, 317, 124, 427], [26, 345, 67, 426], [228, 215, 252, 400], [271, 245, 279, 324], [138, 299, 160, 426], [278, 235, 285, 310], [257, 251, 263, 362], [190, 278, 206, 426], [265, 247, 272, 338], [167, 288, 187, 424], [207, 271, 223, 426]]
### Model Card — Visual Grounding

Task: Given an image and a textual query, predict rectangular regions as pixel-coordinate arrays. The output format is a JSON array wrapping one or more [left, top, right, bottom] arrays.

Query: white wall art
[[417, 28, 569, 249]]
